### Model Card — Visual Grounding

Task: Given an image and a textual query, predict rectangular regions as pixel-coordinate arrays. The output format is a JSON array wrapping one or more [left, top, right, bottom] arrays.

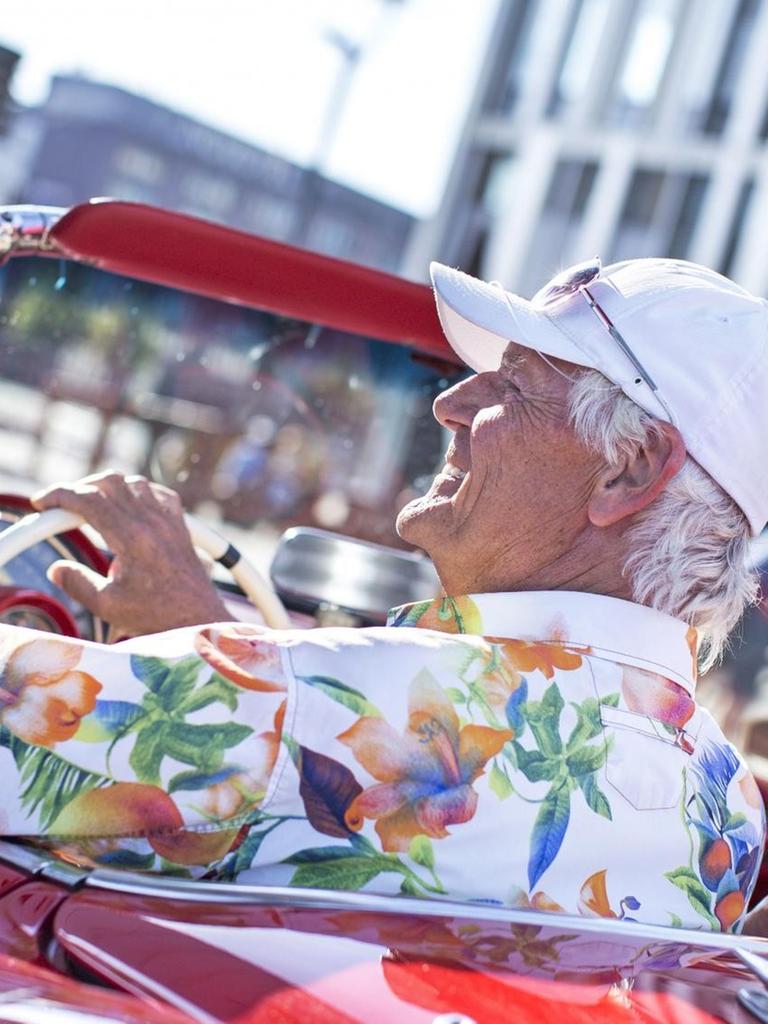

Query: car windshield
[[0, 255, 460, 566]]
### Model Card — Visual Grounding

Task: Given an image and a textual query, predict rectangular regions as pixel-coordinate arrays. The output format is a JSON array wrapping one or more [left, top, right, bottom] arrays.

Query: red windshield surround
[[50, 200, 457, 362]]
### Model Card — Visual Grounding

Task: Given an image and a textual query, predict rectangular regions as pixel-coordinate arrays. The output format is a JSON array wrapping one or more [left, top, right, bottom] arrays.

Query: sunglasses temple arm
[[582, 288, 678, 427]]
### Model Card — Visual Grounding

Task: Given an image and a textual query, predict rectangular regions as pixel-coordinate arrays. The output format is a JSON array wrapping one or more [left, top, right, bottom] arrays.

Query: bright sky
[[0, 0, 500, 216]]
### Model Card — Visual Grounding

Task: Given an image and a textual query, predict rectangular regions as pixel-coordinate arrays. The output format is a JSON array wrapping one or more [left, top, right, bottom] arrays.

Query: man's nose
[[432, 374, 485, 431]]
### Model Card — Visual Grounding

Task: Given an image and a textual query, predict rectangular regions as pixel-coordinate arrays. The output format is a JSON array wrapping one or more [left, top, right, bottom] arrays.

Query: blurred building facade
[[0, 45, 19, 133], [406, 0, 768, 296], [0, 45, 41, 206], [4, 74, 413, 272]]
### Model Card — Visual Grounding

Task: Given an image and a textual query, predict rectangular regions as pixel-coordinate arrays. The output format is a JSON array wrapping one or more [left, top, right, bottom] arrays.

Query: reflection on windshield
[[0, 258, 461, 562]]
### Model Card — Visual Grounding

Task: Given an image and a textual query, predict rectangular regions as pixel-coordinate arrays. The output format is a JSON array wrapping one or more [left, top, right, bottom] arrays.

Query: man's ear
[[587, 422, 686, 528]]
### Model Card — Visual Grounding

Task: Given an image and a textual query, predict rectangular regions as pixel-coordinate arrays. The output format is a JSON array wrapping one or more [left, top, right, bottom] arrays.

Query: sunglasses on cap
[[502, 257, 677, 425]]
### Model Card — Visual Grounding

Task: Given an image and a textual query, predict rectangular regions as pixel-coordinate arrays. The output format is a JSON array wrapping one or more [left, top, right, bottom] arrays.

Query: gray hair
[[569, 370, 757, 671]]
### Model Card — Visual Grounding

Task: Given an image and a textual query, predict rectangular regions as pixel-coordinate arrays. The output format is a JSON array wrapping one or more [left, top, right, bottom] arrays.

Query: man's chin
[[395, 493, 448, 550]]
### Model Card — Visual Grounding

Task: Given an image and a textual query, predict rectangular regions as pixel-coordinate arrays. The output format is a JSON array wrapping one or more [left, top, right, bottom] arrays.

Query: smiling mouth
[[441, 464, 467, 481], [431, 462, 468, 495]]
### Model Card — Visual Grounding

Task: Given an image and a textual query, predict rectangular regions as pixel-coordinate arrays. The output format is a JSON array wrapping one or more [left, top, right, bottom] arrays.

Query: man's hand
[[31, 472, 230, 637]]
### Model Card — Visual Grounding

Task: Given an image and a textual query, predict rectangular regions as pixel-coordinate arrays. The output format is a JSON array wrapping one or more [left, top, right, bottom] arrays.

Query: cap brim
[[430, 262, 599, 374]]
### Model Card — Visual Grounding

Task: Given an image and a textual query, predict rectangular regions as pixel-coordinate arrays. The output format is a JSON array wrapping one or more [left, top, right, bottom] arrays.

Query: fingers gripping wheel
[[0, 509, 291, 631]]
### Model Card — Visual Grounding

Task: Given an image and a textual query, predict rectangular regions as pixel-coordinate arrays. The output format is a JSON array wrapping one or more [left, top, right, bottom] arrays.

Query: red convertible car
[[0, 200, 767, 1024]]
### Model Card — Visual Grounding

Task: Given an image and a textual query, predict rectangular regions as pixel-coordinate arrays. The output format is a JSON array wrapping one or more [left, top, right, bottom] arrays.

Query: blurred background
[[2, 0, 768, 291]]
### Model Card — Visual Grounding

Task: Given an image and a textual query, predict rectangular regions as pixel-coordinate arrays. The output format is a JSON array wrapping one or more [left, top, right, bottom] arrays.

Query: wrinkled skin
[[31, 342, 684, 636], [32, 472, 228, 637], [396, 343, 684, 598]]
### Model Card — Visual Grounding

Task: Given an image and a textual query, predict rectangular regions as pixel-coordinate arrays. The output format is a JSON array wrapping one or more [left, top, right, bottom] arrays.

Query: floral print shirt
[[0, 591, 763, 933]]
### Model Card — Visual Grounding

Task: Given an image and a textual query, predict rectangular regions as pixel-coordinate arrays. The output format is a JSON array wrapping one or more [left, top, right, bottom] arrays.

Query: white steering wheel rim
[[0, 508, 291, 630]]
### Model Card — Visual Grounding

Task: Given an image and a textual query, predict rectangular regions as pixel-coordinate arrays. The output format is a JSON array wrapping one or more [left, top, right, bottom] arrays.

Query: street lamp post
[[292, 0, 405, 249]]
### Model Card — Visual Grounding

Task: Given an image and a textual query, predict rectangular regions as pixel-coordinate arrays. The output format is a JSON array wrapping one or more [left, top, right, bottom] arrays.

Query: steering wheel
[[0, 508, 291, 631]]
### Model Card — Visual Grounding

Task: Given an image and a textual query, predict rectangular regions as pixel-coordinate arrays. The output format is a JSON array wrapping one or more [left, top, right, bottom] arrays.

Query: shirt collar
[[388, 591, 698, 695]]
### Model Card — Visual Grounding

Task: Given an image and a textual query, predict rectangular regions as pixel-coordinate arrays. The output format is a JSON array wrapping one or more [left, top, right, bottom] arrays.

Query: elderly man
[[0, 256, 764, 934]]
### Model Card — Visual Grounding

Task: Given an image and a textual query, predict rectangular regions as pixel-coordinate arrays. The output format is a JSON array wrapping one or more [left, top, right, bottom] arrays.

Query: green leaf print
[[722, 812, 748, 832], [513, 744, 560, 783], [1, 728, 110, 830], [565, 699, 603, 751], [168, 766, 243, 794], [130, 655, 202, 711], [180, 675, 240, 714], [541, 682, 565, 719], [298, 675, 382, 718], [95, 848, 157, 870], [409, 835, 436, 871], [282, 732, 300, 766], [400, 876, 423, 896], [665, 866, 720, 930], [290, 854, 397, 891], [524, 683, 563, 756], [489, 761, 514, 799], [75, 700, 145, 743], [286, 845, 364, 863], [578, 774, 612, 820], [445, 687, 466, 704], [390, 599, 433, 628], [163, 721, 253, 771], [566, 744, 607, 778], [129, 721, 169, 785]]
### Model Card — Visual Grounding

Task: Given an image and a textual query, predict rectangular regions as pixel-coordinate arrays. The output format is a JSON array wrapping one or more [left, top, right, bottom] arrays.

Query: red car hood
[[48, 875, 768, 1023]]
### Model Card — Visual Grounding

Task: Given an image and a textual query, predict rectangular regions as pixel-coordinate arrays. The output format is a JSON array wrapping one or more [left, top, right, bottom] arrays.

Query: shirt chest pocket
[[600, 703, 697, 811]]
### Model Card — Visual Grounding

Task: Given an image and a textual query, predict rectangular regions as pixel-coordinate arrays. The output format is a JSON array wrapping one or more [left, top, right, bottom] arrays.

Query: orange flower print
[[578, 870, 640, 920], [190, 702, 286, 819], [195, 625, 287, 692], [508, 885, 565, 914], [578, 870, 617, 918], [0, 638, 102, 746], [487, 639, 588, 679], [338, 671, 511, 852], [51, 782, 239, 867], [621, 667, 694, 728]]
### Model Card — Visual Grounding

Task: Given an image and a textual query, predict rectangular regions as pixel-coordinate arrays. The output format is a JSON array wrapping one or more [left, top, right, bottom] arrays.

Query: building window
[[483, 0, 538, 116], [245, 194, 296, 239], [476, 151, 518, 218], [113, 144, 165, 185], [518, 159, 598, 296], [699, 0, 759, 135], [547, 0, 611, 117], [608, 168, 709, 262], [305, 215, 357, 259], [104, 177, 156, 204], [180, 172, 237, 215], [719, 178, 755, 277], [604, 0, 677, 126]]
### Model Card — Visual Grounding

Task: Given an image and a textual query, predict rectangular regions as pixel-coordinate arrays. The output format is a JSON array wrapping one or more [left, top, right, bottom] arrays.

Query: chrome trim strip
[[0, 839, 86, 886], [740, 986, 768, 1023], [38, 859, 89, 887], [739, 947, 768, 986], [84, 869, 768, 953], [0, 205, 67, 265], [0, 839, 53, 875]]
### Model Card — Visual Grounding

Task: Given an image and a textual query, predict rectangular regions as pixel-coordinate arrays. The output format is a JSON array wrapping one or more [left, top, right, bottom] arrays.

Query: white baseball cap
[[430, 257, 768, 536]]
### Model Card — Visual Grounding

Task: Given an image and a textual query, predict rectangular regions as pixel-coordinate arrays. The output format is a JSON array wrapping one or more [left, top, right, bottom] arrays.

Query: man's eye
[[502, 374, 523, 396]]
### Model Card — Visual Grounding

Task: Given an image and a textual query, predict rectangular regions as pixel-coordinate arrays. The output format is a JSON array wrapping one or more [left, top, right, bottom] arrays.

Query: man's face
[[396, 342, 605, 595]]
